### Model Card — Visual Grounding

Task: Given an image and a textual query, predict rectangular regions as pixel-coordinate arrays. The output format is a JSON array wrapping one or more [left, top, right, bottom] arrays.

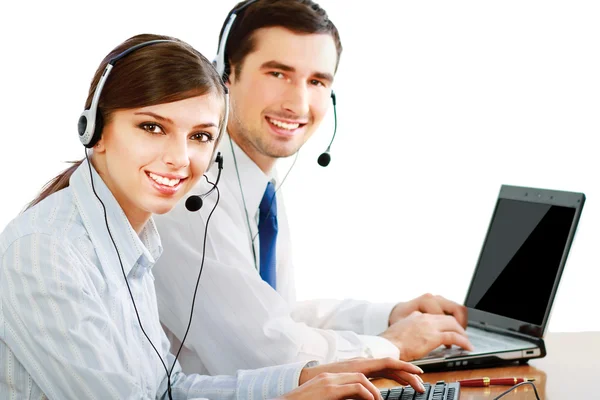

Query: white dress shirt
[[0, 159, 308, 399], [153, 134, 399, 376]]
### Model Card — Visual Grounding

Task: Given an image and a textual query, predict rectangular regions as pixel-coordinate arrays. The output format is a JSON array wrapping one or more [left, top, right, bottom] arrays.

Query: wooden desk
[[374, 332, 599, 399]]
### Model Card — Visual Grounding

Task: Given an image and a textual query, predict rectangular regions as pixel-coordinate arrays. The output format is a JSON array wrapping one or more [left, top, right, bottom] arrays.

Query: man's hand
[[299, 357, 425, 393], [381, 311, 474, 361], [389, 293, 468, 328]]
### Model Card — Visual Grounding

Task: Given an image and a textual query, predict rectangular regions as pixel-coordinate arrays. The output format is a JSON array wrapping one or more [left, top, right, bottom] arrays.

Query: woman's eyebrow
[[134, 112, 218, 130], [134, 111, 173, 124]]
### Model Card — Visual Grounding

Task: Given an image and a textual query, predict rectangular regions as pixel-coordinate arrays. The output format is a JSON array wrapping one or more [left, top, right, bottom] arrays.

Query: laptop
[[413, 184, 585, 371]]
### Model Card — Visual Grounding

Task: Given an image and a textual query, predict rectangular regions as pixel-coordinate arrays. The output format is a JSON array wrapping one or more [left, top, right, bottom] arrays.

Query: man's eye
[[270, 72, 285, 79]]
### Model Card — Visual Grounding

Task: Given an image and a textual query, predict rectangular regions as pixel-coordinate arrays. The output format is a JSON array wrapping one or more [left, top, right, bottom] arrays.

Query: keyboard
[[379, 381, 459, 400], [420, 327, 533, 360]]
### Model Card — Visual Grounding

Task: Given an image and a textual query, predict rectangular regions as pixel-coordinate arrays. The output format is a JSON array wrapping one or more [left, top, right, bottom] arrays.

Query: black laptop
[[413, 184, 585, 371]]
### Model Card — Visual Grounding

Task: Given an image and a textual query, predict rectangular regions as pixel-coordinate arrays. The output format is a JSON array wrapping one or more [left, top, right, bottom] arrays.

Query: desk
[[374, 332, 599, 399]]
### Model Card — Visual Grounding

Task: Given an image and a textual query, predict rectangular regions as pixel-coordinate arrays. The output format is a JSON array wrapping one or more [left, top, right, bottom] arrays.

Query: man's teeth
[[268, 117, 300, 130], [148, 172, 181, 187]]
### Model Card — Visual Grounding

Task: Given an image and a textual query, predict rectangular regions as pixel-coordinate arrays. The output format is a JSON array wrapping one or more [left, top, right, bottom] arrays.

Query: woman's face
[[93, 92, 223, 231]]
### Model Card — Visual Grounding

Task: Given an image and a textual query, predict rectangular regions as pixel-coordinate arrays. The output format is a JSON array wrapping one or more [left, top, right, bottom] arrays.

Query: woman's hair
[[27, 33, 227, 210]]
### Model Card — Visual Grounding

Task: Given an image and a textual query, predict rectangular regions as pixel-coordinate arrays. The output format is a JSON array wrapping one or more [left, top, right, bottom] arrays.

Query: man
[[153, 0, 473, 376]]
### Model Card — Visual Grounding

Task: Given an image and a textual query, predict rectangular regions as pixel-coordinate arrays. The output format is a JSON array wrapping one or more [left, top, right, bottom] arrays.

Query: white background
[[1, 1, 598, 332]]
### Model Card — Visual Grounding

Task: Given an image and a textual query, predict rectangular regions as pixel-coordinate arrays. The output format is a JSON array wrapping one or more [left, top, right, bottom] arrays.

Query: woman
[[0, 34, 424, 399]]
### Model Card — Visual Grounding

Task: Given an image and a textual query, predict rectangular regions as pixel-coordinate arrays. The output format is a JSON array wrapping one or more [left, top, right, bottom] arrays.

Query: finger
[[373, 368, 416, 386], [409, 310, 423, 317], [358, 375, 384, 400], [333, 383, 377, 400], [379, 371, 426, 393], [327, 373, 381, 400], [439, 331, 474, 351], [325, 372, 378, 390], [359, 357, 424, 377], [393, 371, 426, 393], [375, 369, 413, 386], [435, 296, 468, 328], [381, 370, 421, 384], [432, 314, 468, 336], [418, 297, 445, 316]]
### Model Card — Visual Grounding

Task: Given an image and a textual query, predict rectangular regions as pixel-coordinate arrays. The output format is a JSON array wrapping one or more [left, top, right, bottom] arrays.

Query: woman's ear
[[93, 136, 106, 153]]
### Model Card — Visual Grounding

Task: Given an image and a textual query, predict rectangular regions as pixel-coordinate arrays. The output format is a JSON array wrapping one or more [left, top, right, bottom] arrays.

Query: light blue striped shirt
[[0, 159, 309, 399]]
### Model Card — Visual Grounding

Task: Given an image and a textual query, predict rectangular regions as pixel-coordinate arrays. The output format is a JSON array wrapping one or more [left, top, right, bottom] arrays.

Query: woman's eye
[[140, 123, 164, 134], [191, 132, 213, 143]]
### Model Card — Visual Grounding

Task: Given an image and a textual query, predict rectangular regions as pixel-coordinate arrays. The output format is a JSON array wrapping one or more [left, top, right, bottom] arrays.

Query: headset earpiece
[[77, 39, 174, 149], [78, 109, 104, 148], [213, 0, 260, 80]]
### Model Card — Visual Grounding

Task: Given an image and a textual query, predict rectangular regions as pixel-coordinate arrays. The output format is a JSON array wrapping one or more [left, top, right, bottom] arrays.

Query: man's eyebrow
[[313, 71, 334, 84], [260, 60, 334, 83], [260, 60, 296, 72]]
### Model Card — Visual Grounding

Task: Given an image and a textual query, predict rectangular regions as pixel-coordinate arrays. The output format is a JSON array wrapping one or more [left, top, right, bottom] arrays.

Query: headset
[[185, 152, 224, 211], [213, 0, 339, 167], [79, 40, 170, 148], [79, 39, 227, 400]]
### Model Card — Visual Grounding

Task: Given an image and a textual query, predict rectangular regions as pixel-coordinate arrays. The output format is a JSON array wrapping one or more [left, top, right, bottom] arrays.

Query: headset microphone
[[185, 196, 203, 212], [185, 152, 223, 212], [317, 91, 337, 167], [317, 151, 331, 167]]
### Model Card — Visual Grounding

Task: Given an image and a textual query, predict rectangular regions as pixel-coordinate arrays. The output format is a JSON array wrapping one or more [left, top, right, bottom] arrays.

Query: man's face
[[227, 26, 338, 171]]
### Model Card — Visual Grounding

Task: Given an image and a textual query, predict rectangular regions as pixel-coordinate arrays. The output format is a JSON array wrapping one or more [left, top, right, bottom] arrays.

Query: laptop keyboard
[[380, 381, 459, 400], [420, 327, 532, 360]]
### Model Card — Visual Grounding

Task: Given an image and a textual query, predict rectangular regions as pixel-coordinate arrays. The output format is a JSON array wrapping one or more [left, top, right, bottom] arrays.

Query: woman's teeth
[[148, 172, 180, 187]]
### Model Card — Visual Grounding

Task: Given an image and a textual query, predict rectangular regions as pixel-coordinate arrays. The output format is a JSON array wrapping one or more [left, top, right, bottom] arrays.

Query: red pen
[[459, 377, 535, 387]]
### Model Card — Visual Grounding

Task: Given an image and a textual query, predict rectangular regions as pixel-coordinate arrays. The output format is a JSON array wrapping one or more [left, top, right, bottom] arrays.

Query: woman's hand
[[275, 357, 425, 400], [277, 371, 383, 400], [300, 357, 425, 392]]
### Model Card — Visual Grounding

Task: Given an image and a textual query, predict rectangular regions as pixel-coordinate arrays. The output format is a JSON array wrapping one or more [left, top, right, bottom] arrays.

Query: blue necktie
[[258, 181, 278, 289]]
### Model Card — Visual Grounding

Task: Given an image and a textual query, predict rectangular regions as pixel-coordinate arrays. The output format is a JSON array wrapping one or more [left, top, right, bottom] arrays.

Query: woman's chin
[[147, 199, 179, 216]]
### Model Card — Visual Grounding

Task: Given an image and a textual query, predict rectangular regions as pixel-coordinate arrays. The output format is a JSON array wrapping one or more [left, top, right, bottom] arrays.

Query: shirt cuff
[[360, 334, 400, 359], [363, 302, 397, 335], [237, 360, 317, 399]]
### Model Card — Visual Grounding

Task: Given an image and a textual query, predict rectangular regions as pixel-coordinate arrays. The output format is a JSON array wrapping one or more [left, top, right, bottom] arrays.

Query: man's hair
[[218, 0, 342, 81]]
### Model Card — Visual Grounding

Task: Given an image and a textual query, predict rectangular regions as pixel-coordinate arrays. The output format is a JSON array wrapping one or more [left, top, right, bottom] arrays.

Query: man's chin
[[261, 140, 305, 159], [265, 147, 302, 159]]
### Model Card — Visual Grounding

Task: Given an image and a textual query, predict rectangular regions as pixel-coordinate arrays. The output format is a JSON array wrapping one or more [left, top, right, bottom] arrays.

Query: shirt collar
[[220, 133, 275, 219], [70, 157, 162, 278]]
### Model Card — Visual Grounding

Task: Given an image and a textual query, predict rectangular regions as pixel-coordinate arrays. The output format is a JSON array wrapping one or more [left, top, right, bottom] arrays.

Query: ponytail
[[26, 160, 84, 210]]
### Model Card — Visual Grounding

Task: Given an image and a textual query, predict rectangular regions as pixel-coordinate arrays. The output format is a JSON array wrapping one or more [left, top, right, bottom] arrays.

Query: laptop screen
[[465, 197, 576, 327]]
